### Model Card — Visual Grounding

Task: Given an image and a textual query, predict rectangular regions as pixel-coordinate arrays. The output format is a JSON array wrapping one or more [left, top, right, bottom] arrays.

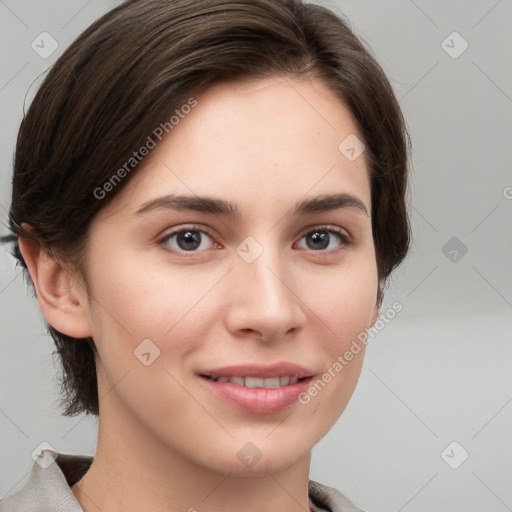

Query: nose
[[224, 239, 307, 343]]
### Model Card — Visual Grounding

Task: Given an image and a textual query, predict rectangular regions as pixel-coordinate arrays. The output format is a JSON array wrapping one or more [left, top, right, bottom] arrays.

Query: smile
[[203, 375, 300, 388]]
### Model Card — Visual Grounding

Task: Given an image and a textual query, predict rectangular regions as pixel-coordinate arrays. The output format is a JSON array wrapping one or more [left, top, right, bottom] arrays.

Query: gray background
[[0, 1, 511, 511]]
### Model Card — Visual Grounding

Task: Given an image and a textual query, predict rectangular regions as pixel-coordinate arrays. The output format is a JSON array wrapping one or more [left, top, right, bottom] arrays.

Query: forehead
[[100, 76, 371, 220]]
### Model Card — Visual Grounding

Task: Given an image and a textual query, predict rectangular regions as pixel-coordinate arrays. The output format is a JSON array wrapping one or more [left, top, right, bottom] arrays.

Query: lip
[[197, 362, 314, 414], [198, 362, 313, 379]]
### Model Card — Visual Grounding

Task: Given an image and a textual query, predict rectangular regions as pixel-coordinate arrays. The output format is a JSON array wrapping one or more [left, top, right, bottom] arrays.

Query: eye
[[158, 225, 218, 254], [295, 226, 354, 253], [157, 224, 354, 256]]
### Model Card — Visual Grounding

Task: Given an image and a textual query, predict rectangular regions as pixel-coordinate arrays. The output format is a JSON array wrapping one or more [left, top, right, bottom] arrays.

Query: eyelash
[[157, 224, 355, 257]]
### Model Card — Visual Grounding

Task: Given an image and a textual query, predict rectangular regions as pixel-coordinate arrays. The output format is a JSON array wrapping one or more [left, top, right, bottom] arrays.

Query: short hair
[[2, 0, 410, 416]]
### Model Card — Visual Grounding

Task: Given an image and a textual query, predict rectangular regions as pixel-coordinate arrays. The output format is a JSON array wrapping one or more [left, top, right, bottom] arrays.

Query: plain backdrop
[[1, 1, 511, 511]]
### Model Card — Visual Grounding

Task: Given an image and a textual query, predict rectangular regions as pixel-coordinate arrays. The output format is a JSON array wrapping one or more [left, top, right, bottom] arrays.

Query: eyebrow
[[134, 192, 369, 218]]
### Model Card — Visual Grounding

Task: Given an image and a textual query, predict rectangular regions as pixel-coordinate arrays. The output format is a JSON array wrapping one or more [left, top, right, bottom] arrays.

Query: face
[[79, 76, 378, 475]]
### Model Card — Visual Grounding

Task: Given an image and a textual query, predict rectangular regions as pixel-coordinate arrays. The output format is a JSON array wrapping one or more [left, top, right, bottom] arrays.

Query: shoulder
[[309, 479, 367, 512], [0, 448, 91, 512]]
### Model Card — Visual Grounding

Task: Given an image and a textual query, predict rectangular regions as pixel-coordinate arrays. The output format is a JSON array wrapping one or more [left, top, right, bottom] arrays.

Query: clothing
[[0, 448, 365, 512]]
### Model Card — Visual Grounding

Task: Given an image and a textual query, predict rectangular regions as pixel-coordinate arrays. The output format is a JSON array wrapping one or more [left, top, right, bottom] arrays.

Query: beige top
[[0, 449, 365, 512]]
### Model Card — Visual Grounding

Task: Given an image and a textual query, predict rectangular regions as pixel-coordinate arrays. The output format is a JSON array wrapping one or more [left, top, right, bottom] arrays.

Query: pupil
[[179, 230, 201, 250], [309, 231, 328, 250]]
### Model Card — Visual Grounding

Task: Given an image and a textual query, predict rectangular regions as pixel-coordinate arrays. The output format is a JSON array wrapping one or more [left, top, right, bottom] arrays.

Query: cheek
[[85, 252, 226, 372], [308, 256, 378, 349], [85, 256, 205, 416], [87, 239, 378, 362], [88, 254, 190, 336], [297, 251, 377, 414]]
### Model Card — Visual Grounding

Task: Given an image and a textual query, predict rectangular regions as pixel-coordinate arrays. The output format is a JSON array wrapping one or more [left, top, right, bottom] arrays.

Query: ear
[[18, 235, 92, 339]]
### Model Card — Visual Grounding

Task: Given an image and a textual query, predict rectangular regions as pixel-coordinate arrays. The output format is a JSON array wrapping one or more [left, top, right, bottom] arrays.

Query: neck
[[71, 393, 312, 512]]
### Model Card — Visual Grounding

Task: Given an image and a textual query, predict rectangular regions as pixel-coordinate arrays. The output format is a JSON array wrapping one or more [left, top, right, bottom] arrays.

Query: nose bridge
[[238, 235, 286, 303], [227, 233, 304, 338]]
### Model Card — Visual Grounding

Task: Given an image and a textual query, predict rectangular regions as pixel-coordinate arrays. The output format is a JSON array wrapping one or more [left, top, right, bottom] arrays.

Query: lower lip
[[198, 376, 313, 414]]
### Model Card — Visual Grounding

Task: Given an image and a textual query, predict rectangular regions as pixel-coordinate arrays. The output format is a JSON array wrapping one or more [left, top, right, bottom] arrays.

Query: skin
[[20, 75, 379, 512]]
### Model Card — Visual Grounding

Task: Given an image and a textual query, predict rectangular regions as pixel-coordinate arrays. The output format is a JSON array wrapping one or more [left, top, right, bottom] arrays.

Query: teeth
[[279, 376, 290, 386], [245, 377, 281, 388], [211, 375, 301, 388]]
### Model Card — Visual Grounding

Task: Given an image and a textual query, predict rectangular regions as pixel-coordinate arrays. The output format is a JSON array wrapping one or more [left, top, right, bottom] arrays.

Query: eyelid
[[297, 223, 353, 241]]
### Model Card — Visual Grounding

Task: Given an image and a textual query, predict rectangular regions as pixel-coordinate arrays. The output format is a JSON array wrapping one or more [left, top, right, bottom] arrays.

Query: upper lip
[[198, 362, 314, 379]]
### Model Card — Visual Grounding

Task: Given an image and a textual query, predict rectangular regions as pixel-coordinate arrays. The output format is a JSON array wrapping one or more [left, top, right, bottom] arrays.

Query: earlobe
[[18, 234, 92, 339]]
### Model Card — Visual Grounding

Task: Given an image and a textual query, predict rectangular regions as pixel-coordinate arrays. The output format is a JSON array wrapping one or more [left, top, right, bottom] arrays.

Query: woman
[[0, 0, 409, 511]]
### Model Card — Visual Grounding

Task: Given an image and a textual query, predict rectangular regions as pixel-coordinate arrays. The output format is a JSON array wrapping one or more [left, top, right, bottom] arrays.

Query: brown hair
[[2, 0, 410, 416]]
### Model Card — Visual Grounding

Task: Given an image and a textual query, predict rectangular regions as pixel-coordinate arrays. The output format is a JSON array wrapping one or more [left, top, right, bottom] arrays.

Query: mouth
[[196, 362, 314, 414]]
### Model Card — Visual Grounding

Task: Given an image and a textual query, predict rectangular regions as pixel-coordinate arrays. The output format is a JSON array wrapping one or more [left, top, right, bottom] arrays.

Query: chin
[[197, 434, 314, 476]]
